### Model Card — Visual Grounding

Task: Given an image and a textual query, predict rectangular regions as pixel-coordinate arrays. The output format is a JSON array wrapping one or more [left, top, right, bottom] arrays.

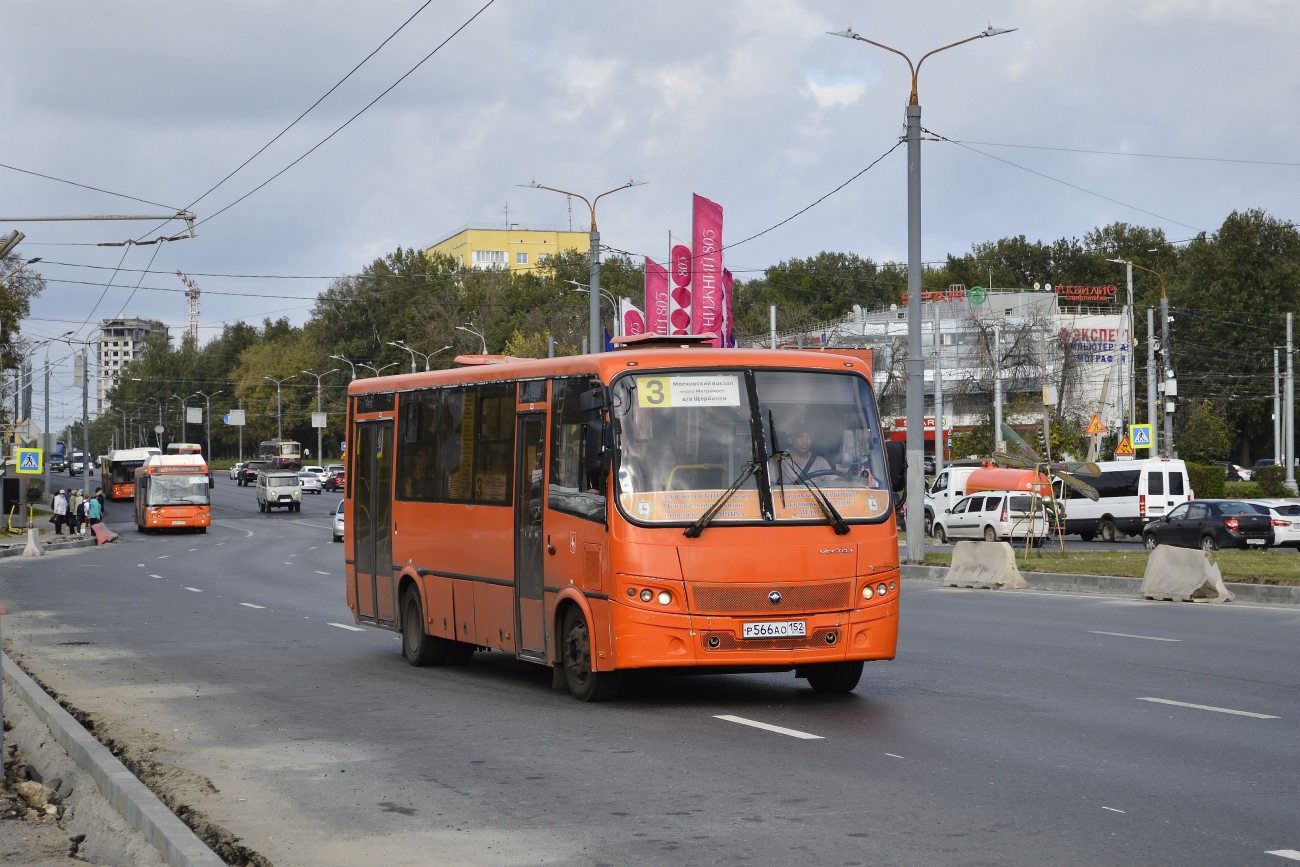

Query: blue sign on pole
[[16, 448, 43, 474], [1129, 424, 1153, 449]]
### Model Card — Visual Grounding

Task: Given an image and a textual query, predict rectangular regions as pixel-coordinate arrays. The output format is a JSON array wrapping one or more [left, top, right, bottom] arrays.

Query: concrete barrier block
[[943, 541, 1028, 590], [1140, 545, 1234, 603]]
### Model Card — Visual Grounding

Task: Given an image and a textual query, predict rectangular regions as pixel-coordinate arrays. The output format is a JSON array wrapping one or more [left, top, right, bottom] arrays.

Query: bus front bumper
[[144, 508, 210, 528]]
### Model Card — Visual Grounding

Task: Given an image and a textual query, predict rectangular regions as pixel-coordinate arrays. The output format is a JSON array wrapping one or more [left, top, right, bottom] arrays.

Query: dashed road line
[[239, 603, 265, 609], [885, 753, 904, 759], [314, 571, 330, 575], [184, 587, 202, 593], [1268, 851, 1300, 862], [157, 555, 169, 559], [149, 574, 165, 580], [1091, 630, 1180, 642], [1102, 807, 1126, 814], [328, 622, 365, 632], [1137, 697, 1279, 719], [714, 715, 823, 740]]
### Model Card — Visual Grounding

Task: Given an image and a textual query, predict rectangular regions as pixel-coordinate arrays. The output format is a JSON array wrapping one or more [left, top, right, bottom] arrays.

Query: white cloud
[[806, 79, 868, 108]]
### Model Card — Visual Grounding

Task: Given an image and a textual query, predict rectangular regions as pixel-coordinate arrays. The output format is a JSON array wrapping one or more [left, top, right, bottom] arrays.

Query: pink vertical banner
[[644, 257, 670, 336], [669, 233, 692, 335], [722, 268, 734, 347], [690, 194, 724, 346], [620, 298, 645, 336]]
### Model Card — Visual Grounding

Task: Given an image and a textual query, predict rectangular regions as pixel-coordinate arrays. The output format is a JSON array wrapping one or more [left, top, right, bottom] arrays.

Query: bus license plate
[[742, 621, 806, 639]]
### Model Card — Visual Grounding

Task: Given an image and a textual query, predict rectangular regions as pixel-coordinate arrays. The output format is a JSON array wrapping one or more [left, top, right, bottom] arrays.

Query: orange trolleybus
[[133, 453, 213, 533], [101, 448, 154, 500], [343, 341, 904, 701]]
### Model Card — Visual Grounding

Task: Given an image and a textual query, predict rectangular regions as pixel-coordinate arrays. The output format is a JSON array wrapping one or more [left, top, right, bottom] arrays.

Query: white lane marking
[[1102, 807, 1126, 814], [283, 561, 294, 565], [328, 622, 365, 632], [1091, 630, 1180, 642], [1137, 697, 1279, 719], [239, 603, 266, 609], [885, 753, 905, 759], [314, 571, 330, 575], [216, 542, 225, 546], [157, 555, 169, 559], [1268, 851, 1300, 861], [149, 574, 165, 580], [184, 587, 202, 593], [714, 715, 823, 740], [137, 563, 145, 567], [188, 548, 198, 552], [288, 553, 298, 558], [308, 546, 317, 550]]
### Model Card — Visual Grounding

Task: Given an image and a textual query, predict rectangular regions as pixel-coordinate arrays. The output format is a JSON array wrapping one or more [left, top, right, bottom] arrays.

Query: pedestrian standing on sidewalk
[[52, 489, 68, 535], [86, 492, 103, 531], [68, 491, 83, 535], [94, 486, 105, 513]]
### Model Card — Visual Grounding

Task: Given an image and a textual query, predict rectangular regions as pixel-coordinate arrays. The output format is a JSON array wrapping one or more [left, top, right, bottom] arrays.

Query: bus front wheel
[[401, 590, 448, 667], [802, 660, 864, 694], [561, 607, 620, 702]]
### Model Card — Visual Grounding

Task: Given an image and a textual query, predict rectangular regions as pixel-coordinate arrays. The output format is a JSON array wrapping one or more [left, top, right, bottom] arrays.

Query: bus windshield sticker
[[635, 374, 741, 408]]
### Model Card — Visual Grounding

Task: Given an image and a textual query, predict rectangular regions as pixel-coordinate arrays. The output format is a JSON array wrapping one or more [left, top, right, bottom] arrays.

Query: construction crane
[[175, 270, 200, 341]]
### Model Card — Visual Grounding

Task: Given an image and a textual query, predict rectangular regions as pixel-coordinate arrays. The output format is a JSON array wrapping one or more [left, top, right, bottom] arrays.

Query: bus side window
[[549, 378, 606, 521], [396, 390, 441, 502], [473, 383, 515, 504]]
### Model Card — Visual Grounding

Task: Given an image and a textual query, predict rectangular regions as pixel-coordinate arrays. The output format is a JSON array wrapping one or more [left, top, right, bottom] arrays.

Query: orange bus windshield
[[144, 474, 210, 507]]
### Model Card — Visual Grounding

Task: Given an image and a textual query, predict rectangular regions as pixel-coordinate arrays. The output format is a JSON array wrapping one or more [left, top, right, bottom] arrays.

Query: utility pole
[[1040, 330, 1052, 463], [1161, 295, 1173, 458], [193, 391, 221, 461], [769, 305, 777, 349], [1147, 308, 1157, 456], [933, 308, 944, 475], [265, 375, 295, 441], [992, 325, 1003, 453], [300, 369, 338, 467], [1287, 313, 1296, 493], [1126, 261, 1136, 432], [79, 351, 90, 501], [1275, 348, 1282, 465]]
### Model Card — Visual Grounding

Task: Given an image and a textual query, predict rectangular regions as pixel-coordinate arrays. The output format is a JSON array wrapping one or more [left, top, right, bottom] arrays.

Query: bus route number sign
[[636, 374, 740, 408]]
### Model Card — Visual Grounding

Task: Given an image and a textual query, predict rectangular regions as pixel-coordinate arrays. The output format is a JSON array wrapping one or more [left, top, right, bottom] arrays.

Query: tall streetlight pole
[[565, 280, 621, 337], [521, 179, 646, 354], [264, 375, 295, 441], [831, 23, 1016, 564], [300, 368, 338, 465], [389, 341, 452, 372], [193, 390, 222, 460], [1107, 258, 1166, 444], [357, 362, 398, 378], [145, 397, 163, 449], [171, 394, 189, 444], [329, 355, 359, 381], [455, 325, 488, 355]]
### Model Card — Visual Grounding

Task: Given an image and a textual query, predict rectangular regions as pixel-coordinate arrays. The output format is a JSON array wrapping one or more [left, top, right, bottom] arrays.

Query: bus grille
[[689, 581, 852, 615], [702, 628, 841, 652]]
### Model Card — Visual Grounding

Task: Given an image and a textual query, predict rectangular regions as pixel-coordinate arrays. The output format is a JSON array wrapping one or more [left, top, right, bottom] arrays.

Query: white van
[[256, 470, 302, 513], [1062, 458, 1193, 541], [924, 466, 983, 536], [932, 492, 1051, 545]]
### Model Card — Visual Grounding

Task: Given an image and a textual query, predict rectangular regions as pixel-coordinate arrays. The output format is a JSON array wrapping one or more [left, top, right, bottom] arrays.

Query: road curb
[[1, 653, 226, 867], [900, 564, 1300, 605], [0, 536, 99, 558]]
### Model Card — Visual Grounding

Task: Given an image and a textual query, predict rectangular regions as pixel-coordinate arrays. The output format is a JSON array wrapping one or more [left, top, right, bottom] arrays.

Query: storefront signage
[[1055, 284, 1118, 302]]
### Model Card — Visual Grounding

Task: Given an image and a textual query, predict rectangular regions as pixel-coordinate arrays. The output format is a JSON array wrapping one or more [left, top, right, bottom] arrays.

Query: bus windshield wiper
[[683, 461, 760, 538], [768, 411, 849, 535]]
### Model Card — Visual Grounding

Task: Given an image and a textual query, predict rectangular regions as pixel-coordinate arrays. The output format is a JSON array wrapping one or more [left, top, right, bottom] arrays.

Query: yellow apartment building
[[425, 225, 591, 271]]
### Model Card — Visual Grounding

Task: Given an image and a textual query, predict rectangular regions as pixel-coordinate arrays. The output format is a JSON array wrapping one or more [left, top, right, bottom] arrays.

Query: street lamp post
[[193, 390, 222, 460], [329, 355, 359, 381], [565, 280, 620, 337], [357, 362, 398, 378], [1107, 258, 1166, 448], [145, 397, 163, 449], [522, 179, 645, 354], [831, 23, 1016, 564], [300, 368, 338, 466], [264, 375, 295, 440], [389, 341, 453, 373], [171, 394, 189, 444], [455, 325, 488, 355]]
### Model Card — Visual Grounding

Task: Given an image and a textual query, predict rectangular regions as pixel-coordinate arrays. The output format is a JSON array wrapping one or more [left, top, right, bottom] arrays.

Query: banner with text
[[669, 233, 692, 335], [644, 257, 670, 335], [690, 194, 724, 346], [620, 297, 645, 336]]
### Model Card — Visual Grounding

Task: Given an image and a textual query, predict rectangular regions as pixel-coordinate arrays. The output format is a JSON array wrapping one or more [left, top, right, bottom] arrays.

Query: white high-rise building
[[97, 317, 167, 411]]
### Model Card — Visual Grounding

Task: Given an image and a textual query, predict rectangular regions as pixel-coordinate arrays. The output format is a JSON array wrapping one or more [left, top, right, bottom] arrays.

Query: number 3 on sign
[[637, 377, 670, 408]]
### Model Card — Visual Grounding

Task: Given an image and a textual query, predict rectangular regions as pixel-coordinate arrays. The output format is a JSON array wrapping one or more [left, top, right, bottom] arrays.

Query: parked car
[[324, 470, 346, 492], [229, 461, 246, 480], [298, 471, 323, 494], [332, 498, 345, 543], [931, 492, 1051, 545], [1141, 499, 1273, 552], [255, 470, 302, 512], [1254, 458, 1277, 469], [1245, 500, 1300, 549], [923, 456, 936, 476], [1213, 461, 1251, 482], [239, 460, 269, 486]]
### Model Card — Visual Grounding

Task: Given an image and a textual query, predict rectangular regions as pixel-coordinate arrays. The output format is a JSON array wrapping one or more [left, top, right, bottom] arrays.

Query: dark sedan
[[1142, 499, 1273, 552], [238, 460, 269, 486]]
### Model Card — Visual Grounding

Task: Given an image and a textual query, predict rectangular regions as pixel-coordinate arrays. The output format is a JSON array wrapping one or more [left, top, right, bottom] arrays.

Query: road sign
[[311, 412, 327, 428], [1085, 414, 1108, 436], [15, 447, 42, 475], [1129, 424, 1153, 449], [225, 410, 246, 426], [1114, 434, 1135, 456]]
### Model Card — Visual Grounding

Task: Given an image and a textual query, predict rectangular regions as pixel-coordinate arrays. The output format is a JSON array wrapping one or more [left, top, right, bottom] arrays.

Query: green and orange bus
[[343, 343, 904, 700], [133, 454, 213, 533]]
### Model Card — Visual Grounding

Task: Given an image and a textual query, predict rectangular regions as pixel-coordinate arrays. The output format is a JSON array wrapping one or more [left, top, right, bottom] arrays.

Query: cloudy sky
[[3, 0, 1297, 428]]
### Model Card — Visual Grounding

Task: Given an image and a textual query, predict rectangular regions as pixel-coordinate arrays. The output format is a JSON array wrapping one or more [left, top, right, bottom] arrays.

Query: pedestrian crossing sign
[[1114, 435, 1135, 457], [1129, 424, 1153, 449], [15, 447, 42, 474]]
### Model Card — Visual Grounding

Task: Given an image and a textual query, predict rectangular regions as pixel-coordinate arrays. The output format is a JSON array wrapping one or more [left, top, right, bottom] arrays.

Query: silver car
[[229, 461, 246, 480], [1247, 500, 1300, 548], [332, 499, 345, 543], [297, 471, 322, 494]]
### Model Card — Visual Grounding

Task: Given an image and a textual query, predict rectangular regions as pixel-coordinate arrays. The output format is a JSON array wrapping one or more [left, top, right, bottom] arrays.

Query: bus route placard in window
[[636, 374, 740, 408]]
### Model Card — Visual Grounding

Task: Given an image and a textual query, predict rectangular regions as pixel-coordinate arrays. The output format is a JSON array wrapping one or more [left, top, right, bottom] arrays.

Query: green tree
[[1176, 401, 1233, 463]]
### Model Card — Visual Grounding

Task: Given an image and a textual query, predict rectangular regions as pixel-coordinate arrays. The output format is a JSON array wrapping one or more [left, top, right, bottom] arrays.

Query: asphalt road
[[1, 476, 1297, 865]]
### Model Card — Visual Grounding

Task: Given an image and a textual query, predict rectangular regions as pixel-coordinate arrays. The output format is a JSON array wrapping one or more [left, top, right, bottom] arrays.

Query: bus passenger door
[[515, 414, 548, 661], [353, 421, 396, 626]]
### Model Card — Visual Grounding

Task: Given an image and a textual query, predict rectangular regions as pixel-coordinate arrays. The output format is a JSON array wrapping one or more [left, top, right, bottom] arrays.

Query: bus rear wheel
[[401, 590, 448, 667], [561, 607, 619, 702], [802, 660, 864, 694]]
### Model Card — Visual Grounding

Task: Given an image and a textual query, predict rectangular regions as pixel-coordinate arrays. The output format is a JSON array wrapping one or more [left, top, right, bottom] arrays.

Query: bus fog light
[[889, 581, 896, 591], [861, 584, 872, 599], [640, 589, 653, 603], [825, 631, 838, 645], [657, 591, 671, 605], [707, 636, 721, 648], [626, 587, 637, 597], [877, 583, 888, 597]]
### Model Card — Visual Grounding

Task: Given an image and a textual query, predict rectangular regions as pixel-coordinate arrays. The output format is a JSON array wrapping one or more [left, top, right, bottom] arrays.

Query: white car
[[229, 461, 246, 480], [303, 464, 327, 482], [297, 472, 323, 494], [932, 492, 1050, 545], [332, 499, 345, 543], [1246, 500, 1300, 548]]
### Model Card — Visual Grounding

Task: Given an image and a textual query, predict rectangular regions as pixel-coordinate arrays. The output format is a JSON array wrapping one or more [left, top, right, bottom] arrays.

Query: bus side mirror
[[885, 441, 907, 492], [583, 420, 613, 485], [209, 474, 215, 489], [579, 385, 609, 413]]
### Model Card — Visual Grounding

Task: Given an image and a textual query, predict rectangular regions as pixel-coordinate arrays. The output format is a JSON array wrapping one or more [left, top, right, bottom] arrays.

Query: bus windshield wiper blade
[[683, 461, 760, 539], [773, 451, 850, 535]]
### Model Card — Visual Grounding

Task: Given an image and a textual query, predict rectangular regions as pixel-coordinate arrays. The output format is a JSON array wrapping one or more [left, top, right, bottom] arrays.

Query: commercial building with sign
[[424, 225, 591, 271], [762, 288, 1133, 459], [97, 317, 167, 412]]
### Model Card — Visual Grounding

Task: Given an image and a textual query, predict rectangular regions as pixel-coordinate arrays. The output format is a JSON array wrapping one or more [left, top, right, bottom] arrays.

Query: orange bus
[[343, 344, 904, 701], [101, 448, 154, 500], [166, 442, 203, 457], [133, 454, 213, 533]]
